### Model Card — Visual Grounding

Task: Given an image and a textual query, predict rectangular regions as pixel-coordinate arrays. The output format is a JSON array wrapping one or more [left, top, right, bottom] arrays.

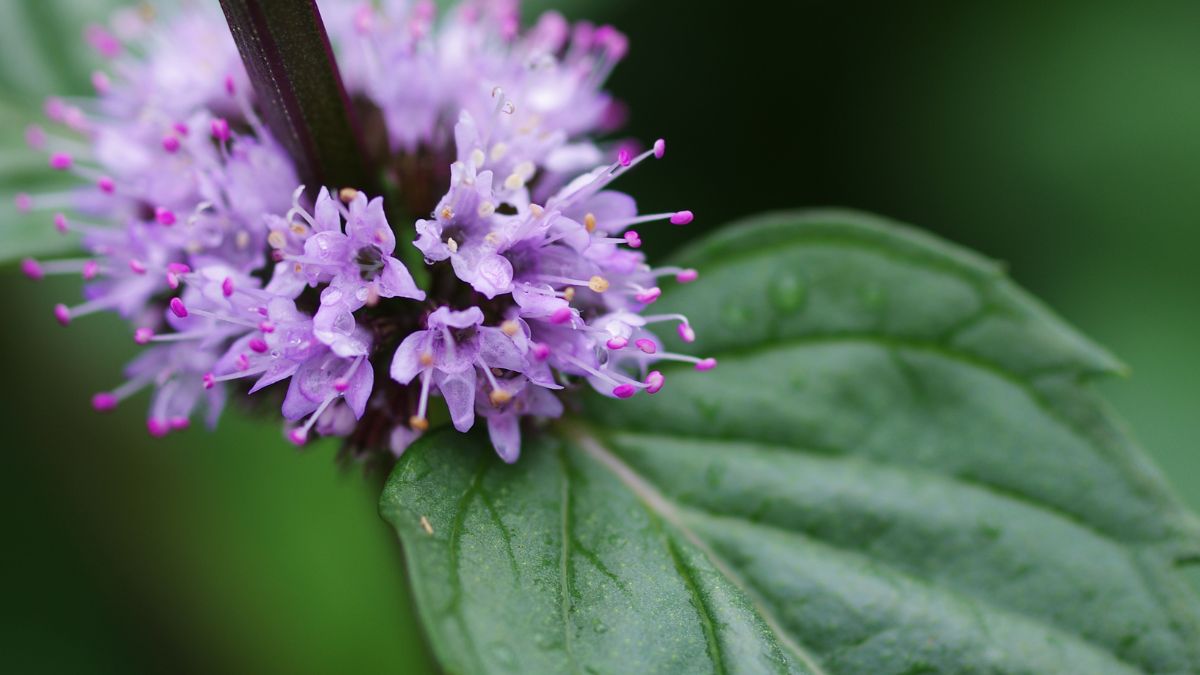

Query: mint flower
[[18, 0, 710, 463]]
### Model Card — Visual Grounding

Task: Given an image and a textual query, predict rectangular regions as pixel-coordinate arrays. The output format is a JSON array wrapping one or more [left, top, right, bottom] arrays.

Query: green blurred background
[[1, 0, 1197, 673]]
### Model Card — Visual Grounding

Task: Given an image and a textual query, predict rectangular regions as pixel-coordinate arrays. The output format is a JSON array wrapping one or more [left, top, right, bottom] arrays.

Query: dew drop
[[768, 273, 806, 312], [705, 464, 722, 489], [694, 396, 720, 422], [789, 370, 807, 392], [720, 303, 750, 328], [859, 283, 885, 309], [533, 631, 559, 650], [490, 643, 516, 667]]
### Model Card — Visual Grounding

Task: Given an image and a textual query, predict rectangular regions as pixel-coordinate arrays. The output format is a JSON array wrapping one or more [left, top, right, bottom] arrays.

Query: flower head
[[18, 0, 710, 464]]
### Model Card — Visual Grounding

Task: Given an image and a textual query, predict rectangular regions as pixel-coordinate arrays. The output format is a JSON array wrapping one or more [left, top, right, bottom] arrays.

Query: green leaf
[[0, 0, 125, 265], [382, 211, 1200, 674]]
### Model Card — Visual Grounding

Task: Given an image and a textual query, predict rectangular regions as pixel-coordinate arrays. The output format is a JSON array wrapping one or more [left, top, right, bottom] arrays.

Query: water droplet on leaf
[[769, 273, 806, 312]]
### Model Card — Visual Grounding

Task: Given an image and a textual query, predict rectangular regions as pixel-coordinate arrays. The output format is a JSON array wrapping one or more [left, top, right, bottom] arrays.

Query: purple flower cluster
[[16, 0, 712, 463]]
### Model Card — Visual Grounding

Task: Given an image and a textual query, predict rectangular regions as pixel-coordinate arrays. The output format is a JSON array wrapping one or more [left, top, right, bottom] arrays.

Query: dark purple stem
[[219, 0, 376, 196]]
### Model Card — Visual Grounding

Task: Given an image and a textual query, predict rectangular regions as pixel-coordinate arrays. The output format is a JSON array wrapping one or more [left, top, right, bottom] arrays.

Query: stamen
[[169, 298, 188, 318], [90, 390, 120, 412], [21, 259, 43, 281], [645, 371, 665, 394], [677, 322, 695, 343], [55, 295, 121, 326], [211, 118, 231, 142], [92, 374, 152, 412], [412, 368, 433, 430], [550, 307, 573, 324], [605, 211, 693, 230], [634, 287, 661, 304], [670, 210, 694, 225], [289, 390, 339, 446], [188, 308, 261, 329], [650, 352, 718, 371]]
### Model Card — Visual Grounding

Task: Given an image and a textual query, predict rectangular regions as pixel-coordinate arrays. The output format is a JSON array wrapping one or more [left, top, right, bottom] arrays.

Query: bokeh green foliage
[[1, 0, 1197, 673]]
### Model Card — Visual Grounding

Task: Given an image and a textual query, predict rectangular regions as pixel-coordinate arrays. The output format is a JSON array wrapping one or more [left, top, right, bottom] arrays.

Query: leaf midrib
[[565, 424, 1160, 675], [564, 423, 832, 675]]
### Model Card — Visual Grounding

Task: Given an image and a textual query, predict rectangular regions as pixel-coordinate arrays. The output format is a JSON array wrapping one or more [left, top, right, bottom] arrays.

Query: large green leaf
[[382, 211, 1200, 674]]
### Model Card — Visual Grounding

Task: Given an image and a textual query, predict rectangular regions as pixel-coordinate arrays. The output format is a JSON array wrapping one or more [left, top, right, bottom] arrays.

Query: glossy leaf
[[383, 211, 1200, 674]]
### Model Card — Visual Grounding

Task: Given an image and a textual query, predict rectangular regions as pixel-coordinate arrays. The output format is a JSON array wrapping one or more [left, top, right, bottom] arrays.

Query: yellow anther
[[409, 416, 429, 432], [289, 223, 307, 236], [236, 230, 251, 249], [446, 238, 459, 253], [500, 320, 520, 336], [268, 231, 287, 249], [489, 389, 513, 406], [339, 187, 359, 203], [504, 173, 525, 191], [490, 143, 508, 162], [478, 201, 496, 217], [529, 204, 545, 218], [419, 352, 434, 366], [519, 114, 541, 133], [514, 161, 535, 178], [470, 148, 486, 168], [588, 276, 610, 293], [564, 287, 576, 302], [440, 206, 454, 220], [584, 213, 597, 233]]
